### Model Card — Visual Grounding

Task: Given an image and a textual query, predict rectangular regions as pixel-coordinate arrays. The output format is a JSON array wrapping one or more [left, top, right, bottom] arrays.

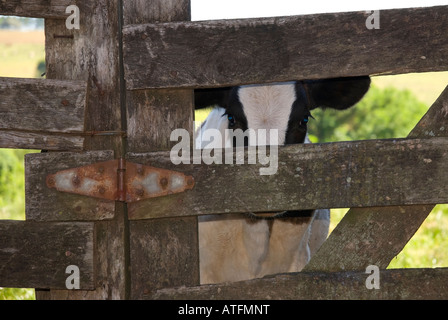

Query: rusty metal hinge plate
[[46, 159, 194, 203]]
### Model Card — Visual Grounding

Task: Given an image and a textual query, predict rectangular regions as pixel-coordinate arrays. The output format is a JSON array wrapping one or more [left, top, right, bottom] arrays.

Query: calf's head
[[195, 76, 371, 145]]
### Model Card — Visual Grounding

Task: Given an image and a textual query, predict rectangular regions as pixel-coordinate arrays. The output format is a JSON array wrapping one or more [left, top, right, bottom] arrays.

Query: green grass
[[329, 205, 448, 269], [0, 43, 44, 78], [388, 205, 448, 269]]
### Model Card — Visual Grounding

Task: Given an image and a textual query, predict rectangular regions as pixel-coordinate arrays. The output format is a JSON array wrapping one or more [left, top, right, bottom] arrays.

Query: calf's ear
[[194, 87, 232, 109], [306, 76, 371, 110]]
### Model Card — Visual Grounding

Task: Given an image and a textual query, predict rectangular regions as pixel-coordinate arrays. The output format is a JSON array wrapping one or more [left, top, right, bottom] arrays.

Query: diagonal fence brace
[[46, 158, 194, 203]]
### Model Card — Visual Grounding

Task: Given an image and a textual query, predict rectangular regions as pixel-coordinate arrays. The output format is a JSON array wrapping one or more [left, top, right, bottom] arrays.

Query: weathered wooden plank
[[130, 219, 199, 297], [0, 78, 86, 133], [123, 0, 200, 299], [122, 0, 191, 26], [150, 267, 448, 300], [0, 77, 86, 150], [0, 0, 73, 18], [305, 85, 448, 272], [127, 88, 194, 153], [127, 136, 448, 219], [0, 130, 83, 150], [123, 6, 448, 90], [0, 220, 94, 289], [25, 150, 115, 221]]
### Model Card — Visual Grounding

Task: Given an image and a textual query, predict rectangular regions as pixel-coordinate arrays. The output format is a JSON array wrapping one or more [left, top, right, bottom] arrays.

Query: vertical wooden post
[[39, 1, 129, 299], [122, 0, 199, 299]]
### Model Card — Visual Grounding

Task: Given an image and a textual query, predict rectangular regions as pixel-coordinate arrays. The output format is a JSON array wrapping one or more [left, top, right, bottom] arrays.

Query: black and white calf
[[195, 76, 371, 284]]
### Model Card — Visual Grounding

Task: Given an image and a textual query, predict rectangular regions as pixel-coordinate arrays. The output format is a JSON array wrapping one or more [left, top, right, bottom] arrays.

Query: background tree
[[308, 85, 428, 143]]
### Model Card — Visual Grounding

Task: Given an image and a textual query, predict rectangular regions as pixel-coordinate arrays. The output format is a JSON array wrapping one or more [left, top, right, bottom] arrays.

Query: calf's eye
[[227, 114, 236, 127], [300, 115, 309, 126]]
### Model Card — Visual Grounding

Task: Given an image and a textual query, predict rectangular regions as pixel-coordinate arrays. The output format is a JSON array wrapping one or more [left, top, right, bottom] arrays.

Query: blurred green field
[[0, 31, 45, 78], [1, 30, 448, 300]]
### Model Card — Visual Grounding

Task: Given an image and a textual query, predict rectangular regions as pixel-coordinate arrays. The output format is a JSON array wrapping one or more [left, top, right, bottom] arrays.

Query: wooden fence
[[0, 0, 447, 299]]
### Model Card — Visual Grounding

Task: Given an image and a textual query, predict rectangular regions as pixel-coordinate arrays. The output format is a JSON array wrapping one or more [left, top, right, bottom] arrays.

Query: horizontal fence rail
[[27, 136, 448, 221], [25, 150, 115, 221], [123, 5, 448, 90], [0, 0, 74, 19], [0, 220, 95, 289], [0, 77, 87, 150], [150, 267, 448, 300], [127, 136, 448, 219]]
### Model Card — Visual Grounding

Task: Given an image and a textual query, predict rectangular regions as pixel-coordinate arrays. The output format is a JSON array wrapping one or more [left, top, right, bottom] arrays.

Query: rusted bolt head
[[98, 186, 106, 195], [65, 251, 72, 257], [98, 166, 105, 174], [137, 167, 144, 175], [61, 99, 69, 106], [72, 175, 81, 187], [135, 188, 144, 197], [46, 175, 55, 188], [160, 177, 168, 189]]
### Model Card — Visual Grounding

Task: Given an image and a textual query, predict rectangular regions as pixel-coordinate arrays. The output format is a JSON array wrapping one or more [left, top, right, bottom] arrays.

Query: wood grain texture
[[25, 150, 115, 221], [122, 0, 190, 25], [151, 267, 448, 300], [129, 218, 199, 298], [123, 0, 200, 299], [0, 77, 86, 150], [126, 88, 194, 153], [127, 137, 448, 219], [123, 6, 448, 89], [0, 131, 83, 150], [0, 220, 94, 289], [42, 0, 129, 300], [45, 2, 123, 152], [305, 85, 448, 272], [0, 0, 73, 18]]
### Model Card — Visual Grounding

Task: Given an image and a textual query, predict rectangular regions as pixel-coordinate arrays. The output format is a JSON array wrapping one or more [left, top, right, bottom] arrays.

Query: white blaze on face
[[238, 82, 296, 146]]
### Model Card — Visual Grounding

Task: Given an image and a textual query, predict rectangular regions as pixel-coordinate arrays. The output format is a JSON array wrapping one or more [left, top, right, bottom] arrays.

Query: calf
[[195, 76, 370, 284]]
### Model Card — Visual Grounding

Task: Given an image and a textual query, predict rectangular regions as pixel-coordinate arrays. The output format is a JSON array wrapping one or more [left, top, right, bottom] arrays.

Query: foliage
[[36, 59, 46, 78], [0, 287, 35, 300], [0, 150, 37, 300], [307, 85, 428, 143], [0, 149, 27, 219]]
